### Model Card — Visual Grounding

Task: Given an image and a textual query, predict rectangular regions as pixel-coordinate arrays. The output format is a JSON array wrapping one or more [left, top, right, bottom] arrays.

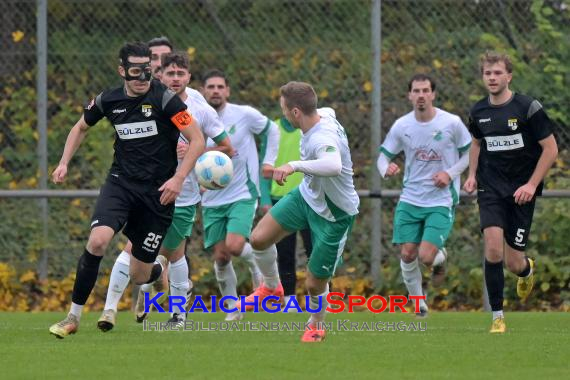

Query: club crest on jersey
[[142, 104, 153, 118], [508, 118, 518, 130], [432, 130, 443, 141]]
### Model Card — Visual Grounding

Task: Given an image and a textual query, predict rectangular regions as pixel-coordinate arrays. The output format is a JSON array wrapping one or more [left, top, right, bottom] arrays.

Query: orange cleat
[[301, 323, 326, 342], [236, 283, 284, 311]]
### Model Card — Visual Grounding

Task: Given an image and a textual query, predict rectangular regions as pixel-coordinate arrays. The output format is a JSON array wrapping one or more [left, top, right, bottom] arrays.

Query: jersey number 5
[[515, 228, 525, 244]]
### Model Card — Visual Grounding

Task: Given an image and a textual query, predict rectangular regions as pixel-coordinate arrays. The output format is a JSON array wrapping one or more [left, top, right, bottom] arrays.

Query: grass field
[[0, 311, 568, 380]]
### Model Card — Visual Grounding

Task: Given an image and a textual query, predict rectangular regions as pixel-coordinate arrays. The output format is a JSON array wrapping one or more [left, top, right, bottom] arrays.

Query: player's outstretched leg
[[302, 281, 329, 343], [134, 255, 168, 323], [167, 256, 192, 326], [431, 248, 448, 287], [516, 257, 535, 302], [236, 244, 284, 311], [49, 246, 105, 338], [98, 250, 131, 332]]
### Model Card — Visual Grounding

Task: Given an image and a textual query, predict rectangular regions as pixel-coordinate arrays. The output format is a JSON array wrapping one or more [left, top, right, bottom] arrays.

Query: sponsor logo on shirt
[[112, 108, 127, 114], [415, 149, 441, 162], [508, 118, 518, 131], [479, 118, 491, 124], [485, 133, 524, 151], [228, 125, 236, 135], [142, 104, 152, 118], [114, 120, 158, 140]]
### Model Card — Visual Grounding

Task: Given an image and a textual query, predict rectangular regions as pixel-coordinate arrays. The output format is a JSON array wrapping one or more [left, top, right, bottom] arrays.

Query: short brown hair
[[161, 51, 190, 70], [480, 51, 513, 74], [279, 81, 318, 115]]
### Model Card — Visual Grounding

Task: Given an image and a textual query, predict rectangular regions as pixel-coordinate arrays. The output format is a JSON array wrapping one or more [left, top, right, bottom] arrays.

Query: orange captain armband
[[171, 110, 194, 131]]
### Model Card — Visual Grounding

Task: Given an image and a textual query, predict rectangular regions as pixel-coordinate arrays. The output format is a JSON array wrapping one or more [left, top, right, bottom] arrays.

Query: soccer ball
[[195, 151, 233, 190]]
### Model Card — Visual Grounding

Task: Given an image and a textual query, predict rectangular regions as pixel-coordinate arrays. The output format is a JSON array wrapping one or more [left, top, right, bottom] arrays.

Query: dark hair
[[480, 51, 513, 74], [202, 69, 229, 86], [279, 81, 318, 115], [161, 51, 190, 70], [118, 41, 151, 65], [408, 73, 436, 92], [147, 36, 173, 50]]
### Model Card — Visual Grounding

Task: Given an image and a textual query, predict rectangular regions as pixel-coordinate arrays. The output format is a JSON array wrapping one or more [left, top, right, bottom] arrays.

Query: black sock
[[146, 261, 163, 284], [71, 249, 103, 305], [517, 257, 531, 277], [484, 260, 504, 311]]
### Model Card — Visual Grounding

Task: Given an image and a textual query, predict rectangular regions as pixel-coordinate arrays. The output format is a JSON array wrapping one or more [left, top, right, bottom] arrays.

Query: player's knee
[[86, 236, 110, 255], [485, 246, 503, 262], [250, 231, 269, 251], [418, 249, 437, 267], [400, 248, 417, 263], [226, 241, 245, 257]]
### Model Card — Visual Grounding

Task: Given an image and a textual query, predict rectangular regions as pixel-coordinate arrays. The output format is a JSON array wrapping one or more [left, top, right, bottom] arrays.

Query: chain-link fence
[[1, 0, 568, 307]]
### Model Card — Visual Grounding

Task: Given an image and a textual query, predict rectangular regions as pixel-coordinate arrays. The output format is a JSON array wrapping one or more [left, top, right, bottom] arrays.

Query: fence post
[[37, 0, 49, 281], [370, 0, 382, 286]]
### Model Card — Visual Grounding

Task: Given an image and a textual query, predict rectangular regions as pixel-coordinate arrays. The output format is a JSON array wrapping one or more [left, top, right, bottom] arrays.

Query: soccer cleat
[[224, 310, 244, 321], [415, 307, 429, 319], [490, 317, 506, 334], [517, 258, 535, 301], [167, 313, 186, 328], [431, 248, 448, 287], [49, 313, 79, 339], [301, 323, 326, 342], [97, 309, 117, 332], [236, 283, 284, 312], [135, 287, 150, 323]]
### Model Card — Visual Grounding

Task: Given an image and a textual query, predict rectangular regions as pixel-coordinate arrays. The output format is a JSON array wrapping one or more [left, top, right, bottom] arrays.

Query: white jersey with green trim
[[380, 108, 471, 208], [298, 108, 359, 221], [201, 102, 271, 207], [176, 88, 226, 207]]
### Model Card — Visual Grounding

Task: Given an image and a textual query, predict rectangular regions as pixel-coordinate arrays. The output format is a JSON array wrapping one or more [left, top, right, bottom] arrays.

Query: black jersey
[[468, 93, 554, 198], [83, 80, 187, 184]]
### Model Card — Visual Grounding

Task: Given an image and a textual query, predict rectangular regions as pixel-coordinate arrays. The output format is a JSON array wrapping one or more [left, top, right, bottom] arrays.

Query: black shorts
[[477, 192, 536, 251], [91, 175, 174, 263]]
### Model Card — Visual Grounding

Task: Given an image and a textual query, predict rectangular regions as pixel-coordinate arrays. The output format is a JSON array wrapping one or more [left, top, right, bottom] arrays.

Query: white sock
[[492, 310, 504, 320], [141, 283, 152, 293], [400, 258, 427, 310], [70, 302, 83, 319], [104, 251, 131, 311], [308, 284, 329, 325], [240, 242, 262, 288], [253, 244, 280, 289], [432, 249, 446, 267], [169, 257, 190, 313], [214, 261, 238, 309]]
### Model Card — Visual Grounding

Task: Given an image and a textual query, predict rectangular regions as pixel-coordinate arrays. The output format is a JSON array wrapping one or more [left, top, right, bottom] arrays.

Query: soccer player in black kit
[[464, 52, 558, 333], [49, 42, 205, 338]]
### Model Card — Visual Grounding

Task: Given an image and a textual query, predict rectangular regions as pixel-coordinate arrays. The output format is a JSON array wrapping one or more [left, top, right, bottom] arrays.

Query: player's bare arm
[[513, 134, 558, 205], [52, 115, 90, 184], [159, 114, 205, 205], [463, 137, 481, 193]]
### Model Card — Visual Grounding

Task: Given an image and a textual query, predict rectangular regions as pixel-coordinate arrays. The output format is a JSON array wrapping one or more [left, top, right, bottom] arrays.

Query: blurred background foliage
[[0, 0, 568, 311]]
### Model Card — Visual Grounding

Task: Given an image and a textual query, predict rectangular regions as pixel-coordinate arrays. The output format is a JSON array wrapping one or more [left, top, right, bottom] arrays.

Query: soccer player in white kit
[[200, 70, 280, 321], [377, 74, 471, 317], [239, 81, 359, 342], [97, 53, 233, 330]]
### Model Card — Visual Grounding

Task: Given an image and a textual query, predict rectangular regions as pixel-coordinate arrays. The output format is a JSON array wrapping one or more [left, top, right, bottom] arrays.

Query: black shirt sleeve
[[83, 93, 105, 126], [162, 90, 188, 119], [527, 101, 554, 142], [468, 112, 483, 139]]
